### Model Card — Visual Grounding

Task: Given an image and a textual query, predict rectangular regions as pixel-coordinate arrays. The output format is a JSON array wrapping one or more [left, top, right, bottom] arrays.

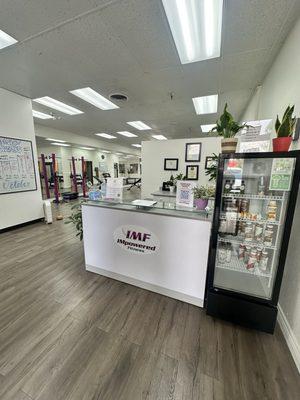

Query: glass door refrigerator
[[206, 151, 300, 333]]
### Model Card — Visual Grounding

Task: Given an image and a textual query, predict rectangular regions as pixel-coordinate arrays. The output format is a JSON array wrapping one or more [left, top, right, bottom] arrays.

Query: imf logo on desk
[[113, 225, 160, 255]]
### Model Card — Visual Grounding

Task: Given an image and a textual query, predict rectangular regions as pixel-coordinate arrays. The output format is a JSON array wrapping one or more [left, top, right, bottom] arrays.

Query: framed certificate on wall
[[185, 142, 201, 162], [186, 165, 199, 180]]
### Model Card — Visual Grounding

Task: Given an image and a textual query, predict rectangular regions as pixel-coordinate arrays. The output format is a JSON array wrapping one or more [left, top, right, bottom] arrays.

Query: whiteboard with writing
[[0, 136, 37, 194]]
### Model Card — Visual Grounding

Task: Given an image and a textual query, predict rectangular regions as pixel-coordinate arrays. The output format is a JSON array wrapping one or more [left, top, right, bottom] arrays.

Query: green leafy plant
[[193, 185, 215, 200], [205, 153, 219, 181], [167, 173, 186, 187], [211, 103, 247, 138], [65, 202, 83, 240], [275, 105, 296, 137]]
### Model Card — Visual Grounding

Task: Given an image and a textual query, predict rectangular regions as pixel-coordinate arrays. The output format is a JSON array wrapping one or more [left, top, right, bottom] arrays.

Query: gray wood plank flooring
[[0, 204, 299, 400]]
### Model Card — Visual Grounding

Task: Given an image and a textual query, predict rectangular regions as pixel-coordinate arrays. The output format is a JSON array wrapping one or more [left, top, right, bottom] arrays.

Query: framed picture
[[0, 136, 37, 195], [205, 156, 217, 169], [186, 165, 199, 180], [164, 158, 179, 171], [185, 142, 201, 162]]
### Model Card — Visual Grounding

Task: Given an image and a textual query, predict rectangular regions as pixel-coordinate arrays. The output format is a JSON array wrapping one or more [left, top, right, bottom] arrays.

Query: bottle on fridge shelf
[[244, 246, 251, 264], [259, 250, 269, 272], [244, 222, 254, 242], [264, 225, 274, 246], [218, 243, 227, 264], [224, 180, 231, 194], [266, 201, 277, 221], [237, 221, 246, 237], [238, 244, 246, 260], [254, 222, 264, 242], [240, 180, 246, 194], [226, 243, 232, 263], [247, 249, 257, 270], [258, 176, 266, 196]]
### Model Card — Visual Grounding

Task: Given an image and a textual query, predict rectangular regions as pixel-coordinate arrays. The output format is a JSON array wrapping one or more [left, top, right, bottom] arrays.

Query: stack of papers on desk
[[131, 200, 157, 207]]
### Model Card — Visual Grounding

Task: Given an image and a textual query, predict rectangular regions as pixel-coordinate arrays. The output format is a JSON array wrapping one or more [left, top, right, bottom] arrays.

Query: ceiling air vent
[[109, 93, 128, 102]]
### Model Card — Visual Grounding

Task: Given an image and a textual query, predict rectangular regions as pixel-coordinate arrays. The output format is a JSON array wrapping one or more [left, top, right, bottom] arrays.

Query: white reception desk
[[82, 200, 212, 307]]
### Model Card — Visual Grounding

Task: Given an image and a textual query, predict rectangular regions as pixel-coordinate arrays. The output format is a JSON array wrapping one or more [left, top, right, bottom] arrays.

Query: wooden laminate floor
[[0, 203, 299, 400]]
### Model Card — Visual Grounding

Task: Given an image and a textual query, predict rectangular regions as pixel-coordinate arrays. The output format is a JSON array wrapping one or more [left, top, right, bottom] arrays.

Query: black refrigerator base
[[206, 290, 277, 334]]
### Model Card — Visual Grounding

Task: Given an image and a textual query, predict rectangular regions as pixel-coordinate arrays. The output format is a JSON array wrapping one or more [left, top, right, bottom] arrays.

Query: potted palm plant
[[273, 105, 296, 152], [193, 185, 215, 210], [211, 103, 247, 153]]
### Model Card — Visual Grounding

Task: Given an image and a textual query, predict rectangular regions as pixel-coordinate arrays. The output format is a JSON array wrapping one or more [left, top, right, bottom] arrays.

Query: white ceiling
[[0, 0, 299, 148]]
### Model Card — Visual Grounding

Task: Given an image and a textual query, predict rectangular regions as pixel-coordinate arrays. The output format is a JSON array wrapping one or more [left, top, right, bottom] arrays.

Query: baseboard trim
[[0, 218, 44, 233], [86, 264, 203, 308], [278, 304, 300, 373]]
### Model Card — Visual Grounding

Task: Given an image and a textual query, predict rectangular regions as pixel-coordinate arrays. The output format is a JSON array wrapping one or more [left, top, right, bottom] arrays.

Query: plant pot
[[169, 186, 175, 193], [221, 138, 238, 154], [272, 137, 292, 152], [194, 198, 208, 210]]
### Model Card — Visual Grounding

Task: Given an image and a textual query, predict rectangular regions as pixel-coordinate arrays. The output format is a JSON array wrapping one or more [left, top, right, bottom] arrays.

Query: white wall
[[0, 88, 43, 230], [142, 137, 221, 198], [241, 17, 300, 371]]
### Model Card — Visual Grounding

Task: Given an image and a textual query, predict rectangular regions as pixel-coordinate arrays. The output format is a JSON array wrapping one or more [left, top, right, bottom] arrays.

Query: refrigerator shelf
[[216, 254, 271, 278], [218, 237, 276, 250], [219, 214, 281, 225], [223, 194, 284, 201]]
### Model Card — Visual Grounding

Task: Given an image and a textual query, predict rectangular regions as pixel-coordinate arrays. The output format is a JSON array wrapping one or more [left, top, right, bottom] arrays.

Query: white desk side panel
[[82, 205, 211, 307]]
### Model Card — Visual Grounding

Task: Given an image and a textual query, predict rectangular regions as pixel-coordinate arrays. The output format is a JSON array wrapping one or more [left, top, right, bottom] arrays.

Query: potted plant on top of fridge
[[211, 103, 247, 153], [273, 105, 296, 152], [193, 185, 215, 210]]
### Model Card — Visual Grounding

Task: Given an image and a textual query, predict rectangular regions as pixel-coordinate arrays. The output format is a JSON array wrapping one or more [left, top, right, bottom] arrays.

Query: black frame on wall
[[164, 158, 179, 171], [185, 142, 201, 162], [185, 165, 199, 180]]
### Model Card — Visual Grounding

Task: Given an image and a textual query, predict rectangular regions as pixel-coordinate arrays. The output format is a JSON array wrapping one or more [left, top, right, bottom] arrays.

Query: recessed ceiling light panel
[[132, 144, 142, 148], [51, 142, 70, 147], [80, 147, 95, 150], [193, 94, 218, 114], [201, 124, 216, 132], [32, 110, 55, 120], [127, 121, 151, 130], [70, 87, 119, 110], [46, 138, 66, 143], [0, 29, 18, 50], [117, 131, 138, 138], [33, 96, 83, 115], [95, 133, 117, 139], [152, 135, 167, 140], [162, 0, 223, 64]]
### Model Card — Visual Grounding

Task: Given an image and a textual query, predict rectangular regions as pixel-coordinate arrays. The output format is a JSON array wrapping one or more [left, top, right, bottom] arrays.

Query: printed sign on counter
[[269, 158, 294, 191], [176, 180, 196, 208], [105, 178, 123, 200], [114, 225, 160, 255]]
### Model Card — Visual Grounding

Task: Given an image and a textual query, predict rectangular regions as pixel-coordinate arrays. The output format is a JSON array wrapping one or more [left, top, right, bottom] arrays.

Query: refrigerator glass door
[[214, 156, 296, 300]]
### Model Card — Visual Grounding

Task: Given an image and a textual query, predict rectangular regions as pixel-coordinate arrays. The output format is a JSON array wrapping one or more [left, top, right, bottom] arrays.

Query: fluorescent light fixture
[[117, 131, 137, 138], [201, 124, 216, 133], [152, 134, 167, 140], [102, 150, 111, 153], [193, 94, 218, 114], [0, 29, 18, 50], [80, 147, 95, 150], [32, 110, 54, 120], [126, 121, 151, 130], [51, 142, 70, 147], [33, 96, 83, 115], [162, 0, 223, 64], [95, 133, 116, 139], [115, 153, 123, 155], [70, 87, 119, 110], [132, 144, 142, 148], [46, 138, 66, 143]]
